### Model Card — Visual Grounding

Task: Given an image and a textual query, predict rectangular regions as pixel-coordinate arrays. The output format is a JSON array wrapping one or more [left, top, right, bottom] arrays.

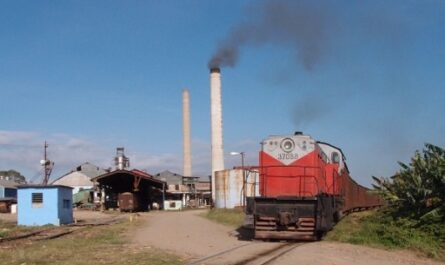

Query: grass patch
[[202, 208, 245, 228], [0, 218, 183, 265], [325, 210, 445, 260], [0, 220, 45, 239]]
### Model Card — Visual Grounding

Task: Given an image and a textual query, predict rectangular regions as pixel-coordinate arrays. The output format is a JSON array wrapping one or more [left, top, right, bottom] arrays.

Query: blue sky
[[0, 0, 444, 186]]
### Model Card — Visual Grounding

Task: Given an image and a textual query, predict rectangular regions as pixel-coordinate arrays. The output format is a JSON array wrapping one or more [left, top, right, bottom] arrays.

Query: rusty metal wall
[[245, 169, 260, 198], [214, 169, 259, 209]]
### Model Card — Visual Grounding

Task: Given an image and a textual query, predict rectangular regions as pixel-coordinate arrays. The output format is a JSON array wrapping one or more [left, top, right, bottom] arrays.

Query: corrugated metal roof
[[153, 170, 183, 185], [91, 169, 165, 189], [17, 185, 73, 189], [51, 162, 107, 184]]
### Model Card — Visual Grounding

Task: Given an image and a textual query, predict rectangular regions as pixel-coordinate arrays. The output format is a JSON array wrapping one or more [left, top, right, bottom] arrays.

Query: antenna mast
[[41, 141, 54, 185]]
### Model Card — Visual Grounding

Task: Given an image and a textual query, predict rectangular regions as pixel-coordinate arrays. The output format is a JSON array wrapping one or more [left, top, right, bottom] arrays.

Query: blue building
[[17, 185, 73, 226], [0, 179, 17, 198]]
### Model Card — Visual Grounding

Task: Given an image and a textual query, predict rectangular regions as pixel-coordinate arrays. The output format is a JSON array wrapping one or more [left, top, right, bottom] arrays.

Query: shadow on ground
[[235, 226, 254, 241]]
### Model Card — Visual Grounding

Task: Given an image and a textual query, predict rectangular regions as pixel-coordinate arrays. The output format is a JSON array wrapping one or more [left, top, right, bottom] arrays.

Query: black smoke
[[208, 0, 331, 70]]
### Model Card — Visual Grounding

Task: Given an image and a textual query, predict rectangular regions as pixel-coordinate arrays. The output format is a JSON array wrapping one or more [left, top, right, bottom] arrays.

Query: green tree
[[372, 144, 445, 221]]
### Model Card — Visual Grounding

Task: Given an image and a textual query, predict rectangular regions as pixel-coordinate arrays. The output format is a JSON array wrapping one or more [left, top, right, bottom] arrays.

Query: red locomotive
[[247, 132, 382, 240]]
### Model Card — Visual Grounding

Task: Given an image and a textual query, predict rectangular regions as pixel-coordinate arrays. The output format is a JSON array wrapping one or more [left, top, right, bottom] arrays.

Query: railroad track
[[189, 241, 303, 265], [0, 216, 123, 245]]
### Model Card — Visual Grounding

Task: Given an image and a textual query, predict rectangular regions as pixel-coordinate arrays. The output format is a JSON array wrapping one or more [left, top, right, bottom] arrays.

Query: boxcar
[[118, 192, 140, 212]]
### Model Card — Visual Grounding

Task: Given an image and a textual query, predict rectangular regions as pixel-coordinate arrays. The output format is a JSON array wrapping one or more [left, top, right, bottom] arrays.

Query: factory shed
[[51, 162, 107, 194], [17, 185, 73, 226], [92, 169, 166, 212]]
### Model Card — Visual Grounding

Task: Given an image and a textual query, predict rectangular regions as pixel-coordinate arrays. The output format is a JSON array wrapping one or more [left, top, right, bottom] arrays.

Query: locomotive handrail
[[326, 168, 341, 195], [259, 164, 326, 197], [261, 174, 319, 197]]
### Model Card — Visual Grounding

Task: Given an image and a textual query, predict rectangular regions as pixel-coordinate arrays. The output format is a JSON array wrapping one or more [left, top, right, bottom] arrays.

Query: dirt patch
[[131, 210, 246, 260], [273, 242, 444, 265]]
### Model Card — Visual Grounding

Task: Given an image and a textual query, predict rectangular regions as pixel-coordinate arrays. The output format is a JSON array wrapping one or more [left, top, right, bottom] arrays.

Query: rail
[[0, 216, 124, 245]]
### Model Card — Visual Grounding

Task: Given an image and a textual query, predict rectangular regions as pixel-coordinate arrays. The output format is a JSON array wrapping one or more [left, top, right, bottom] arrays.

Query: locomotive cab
[[317, 142, 349, 196]]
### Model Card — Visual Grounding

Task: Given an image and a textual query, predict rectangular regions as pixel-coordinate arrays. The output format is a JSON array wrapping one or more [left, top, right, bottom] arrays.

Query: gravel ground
[[132, 210, 445, 265]]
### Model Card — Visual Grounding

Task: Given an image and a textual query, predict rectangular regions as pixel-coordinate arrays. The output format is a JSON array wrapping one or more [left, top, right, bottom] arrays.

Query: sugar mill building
[[154, 170, 211, 210]]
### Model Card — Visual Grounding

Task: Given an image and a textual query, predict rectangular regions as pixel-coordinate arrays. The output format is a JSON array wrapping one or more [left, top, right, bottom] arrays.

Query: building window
[[63, 199, 71, 209], [175, 185, 180, 191], [32, 193, 43, 208]]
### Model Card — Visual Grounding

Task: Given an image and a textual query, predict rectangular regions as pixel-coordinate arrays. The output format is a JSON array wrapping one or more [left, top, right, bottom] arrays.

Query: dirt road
[[132, 209, 444, 265], [132, 210, 247, 260]]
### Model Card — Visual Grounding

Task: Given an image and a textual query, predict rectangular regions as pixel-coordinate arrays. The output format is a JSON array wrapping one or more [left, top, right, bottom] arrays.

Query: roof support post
[[133, 175, 142, 191], [162, 182, 165, 210]]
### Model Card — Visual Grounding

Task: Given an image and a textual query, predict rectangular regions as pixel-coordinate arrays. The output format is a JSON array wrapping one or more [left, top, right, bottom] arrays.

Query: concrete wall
[[18, 187, 73, 226]]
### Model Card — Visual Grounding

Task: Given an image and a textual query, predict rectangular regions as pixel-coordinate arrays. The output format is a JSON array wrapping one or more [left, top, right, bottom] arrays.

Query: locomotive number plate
[[277, 153, 298, 160]]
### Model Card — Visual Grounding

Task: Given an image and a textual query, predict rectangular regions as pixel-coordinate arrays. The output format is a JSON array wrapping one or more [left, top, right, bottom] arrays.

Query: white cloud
[[0, 130, 262, 183], [0, 130, 111, 183], [0, 130, 214, 182]]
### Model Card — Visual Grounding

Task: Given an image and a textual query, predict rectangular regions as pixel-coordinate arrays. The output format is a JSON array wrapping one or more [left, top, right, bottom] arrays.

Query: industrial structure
[[115, 147, 130, 170], [210, 67, 225, 202], [214, 168, 259, 209], [182, 89, 192, 177], [154, 170, 211, 210]]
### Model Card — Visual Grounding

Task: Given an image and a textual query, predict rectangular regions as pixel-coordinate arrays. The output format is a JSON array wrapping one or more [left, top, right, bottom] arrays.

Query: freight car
[[247, 132, 382, 240], [118, 192, 140, 212]]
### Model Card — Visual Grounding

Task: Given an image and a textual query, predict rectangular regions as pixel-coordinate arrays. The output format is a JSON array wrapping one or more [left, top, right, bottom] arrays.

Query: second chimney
[[210, 67, 225, 201], [182, 89, 192, 177]]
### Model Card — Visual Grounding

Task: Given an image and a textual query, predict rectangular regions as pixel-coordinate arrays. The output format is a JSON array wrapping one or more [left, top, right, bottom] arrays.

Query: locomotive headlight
[[280, 138, 295, 153]]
